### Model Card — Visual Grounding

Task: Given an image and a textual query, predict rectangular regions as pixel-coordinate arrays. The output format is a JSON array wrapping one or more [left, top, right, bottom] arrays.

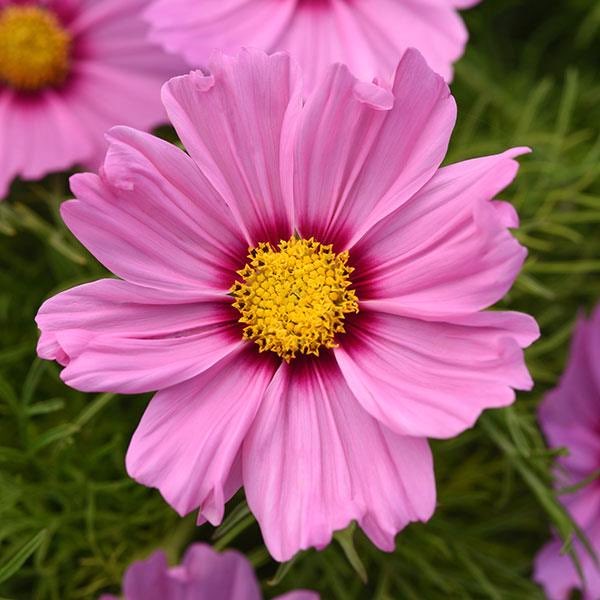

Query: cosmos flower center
[[231, 237, 359, 362], [0, 6, 72, 92]]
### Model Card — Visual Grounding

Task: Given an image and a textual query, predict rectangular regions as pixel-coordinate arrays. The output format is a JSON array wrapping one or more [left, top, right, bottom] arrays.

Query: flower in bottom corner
[[0, 0, 185, 198], [99, 543, 318, 600], [36, 48, 539, 561], [534, 306, 600, 600]]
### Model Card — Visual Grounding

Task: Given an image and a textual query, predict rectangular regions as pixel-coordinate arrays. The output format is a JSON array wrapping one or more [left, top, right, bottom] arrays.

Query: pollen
[[231, 237, 359, 362], [0, 6, 72, 92]]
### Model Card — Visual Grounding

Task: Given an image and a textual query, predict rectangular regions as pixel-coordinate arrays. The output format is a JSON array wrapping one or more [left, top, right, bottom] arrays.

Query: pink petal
[[353, 149, 530, 318], [543, 392, 600, 481], [68, 0, 186, 155], [61, 0, 187, 167], [162, 49, 301, 245], [534, 525, 600, 600], [144, 0, 295, 69], [564, 487, 600, 534], [265, 0, 392, 91], [64, 127, 247, 297], [65, 62, 170, 166], [346, 0, 470, 82], [539, 308, 600, 479], [59, 328, 240, 395], [335, 310, 538, 439], [535, 305, 600, 599], [36, 279, 240, 393], [115, 543, 290, 599], [127, 347, 277, 522], [243, 355, 435, 561], [177, 544, 262, 600], [71, 0, 186, 78], [122, 550, 171, 600], [294, 48, 456, 249], [0, 89, 95, 198], [279, 0, 477, 92], [534, 538, 579, 600]]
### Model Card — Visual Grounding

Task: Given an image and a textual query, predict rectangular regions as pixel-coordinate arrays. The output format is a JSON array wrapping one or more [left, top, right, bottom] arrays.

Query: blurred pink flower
[[0, 0, 186, 198], [534, 306, 600, 600], [36, 48, 538, 561], [144, 0, 481, 88], [100, 543, 318, 600]]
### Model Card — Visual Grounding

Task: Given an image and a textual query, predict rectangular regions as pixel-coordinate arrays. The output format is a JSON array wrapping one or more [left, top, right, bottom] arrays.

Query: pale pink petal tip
[[353, 80, 395, 110]]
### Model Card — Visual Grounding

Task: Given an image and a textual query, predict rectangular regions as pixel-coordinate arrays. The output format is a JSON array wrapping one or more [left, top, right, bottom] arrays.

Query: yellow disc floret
[[231, 237, 359, 362], [0, 6, 72, 92]]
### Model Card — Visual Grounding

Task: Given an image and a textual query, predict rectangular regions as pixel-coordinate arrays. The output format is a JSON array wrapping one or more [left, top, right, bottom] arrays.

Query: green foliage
[[1, 0, 599, 598]]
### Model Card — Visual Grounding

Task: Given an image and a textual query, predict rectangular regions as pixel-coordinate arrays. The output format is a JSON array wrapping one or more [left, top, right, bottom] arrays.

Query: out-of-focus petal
[[122, 551, 172, 600], [177, 544, 262, 600], [144, 0, 479, 87]]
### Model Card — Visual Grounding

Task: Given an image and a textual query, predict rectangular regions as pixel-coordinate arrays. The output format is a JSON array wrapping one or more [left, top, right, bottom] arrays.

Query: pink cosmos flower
[[100, 543, 318, 600], [35, 48, 539, 561], [0, 0, 185, 198], [534, 306, 600, 600], [144, 0, 481, 87]]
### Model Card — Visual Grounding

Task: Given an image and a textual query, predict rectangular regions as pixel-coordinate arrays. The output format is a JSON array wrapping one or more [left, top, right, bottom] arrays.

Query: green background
[[1, 0, 599, 597]]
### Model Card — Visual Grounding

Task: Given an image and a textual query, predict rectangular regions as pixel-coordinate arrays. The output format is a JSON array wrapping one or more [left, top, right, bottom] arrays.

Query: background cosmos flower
[[35, 48, 539, 562], [144, 0, 481, 88], [0, 0, 185, 199], [99, 543, 318, 600], [534, 306, 600, 600]]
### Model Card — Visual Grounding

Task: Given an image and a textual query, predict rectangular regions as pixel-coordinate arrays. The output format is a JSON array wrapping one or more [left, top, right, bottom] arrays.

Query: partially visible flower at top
[[99, 543, 318, 600], [144, 0, 481, 88], [36, 48, 538, 561], [0, 0, 186, 199], [534, 305, 600, 600]]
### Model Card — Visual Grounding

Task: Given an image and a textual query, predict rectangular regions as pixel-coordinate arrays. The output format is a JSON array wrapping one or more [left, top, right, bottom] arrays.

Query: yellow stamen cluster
[[0, 6, 72, 92], [231, 237, 359, 362]]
